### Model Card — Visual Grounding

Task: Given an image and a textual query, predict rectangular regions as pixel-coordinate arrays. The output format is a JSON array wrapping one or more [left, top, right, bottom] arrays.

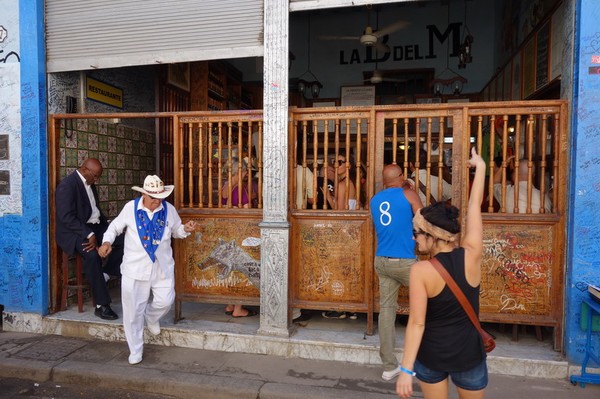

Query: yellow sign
[[86, 77, 123, 108]]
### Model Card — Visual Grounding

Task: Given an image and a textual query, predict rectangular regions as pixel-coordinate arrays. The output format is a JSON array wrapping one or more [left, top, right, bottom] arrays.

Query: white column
[[258, 0, 290, 337]]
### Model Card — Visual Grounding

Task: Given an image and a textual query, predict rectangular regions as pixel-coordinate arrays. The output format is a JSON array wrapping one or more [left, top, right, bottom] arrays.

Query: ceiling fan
[[364, 69, 407, 85], [319, 6, 408, 54]]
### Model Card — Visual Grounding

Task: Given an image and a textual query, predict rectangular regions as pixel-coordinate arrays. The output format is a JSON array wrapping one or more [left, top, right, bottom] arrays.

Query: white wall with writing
[[0, 0, 22, 214]]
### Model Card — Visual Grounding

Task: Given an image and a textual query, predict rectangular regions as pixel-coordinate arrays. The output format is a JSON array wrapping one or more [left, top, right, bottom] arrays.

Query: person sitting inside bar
[[493, 156, 552, 213]]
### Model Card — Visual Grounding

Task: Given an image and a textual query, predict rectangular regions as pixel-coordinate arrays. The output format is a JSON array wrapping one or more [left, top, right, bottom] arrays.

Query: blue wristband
[[400, 366, 416, 377]]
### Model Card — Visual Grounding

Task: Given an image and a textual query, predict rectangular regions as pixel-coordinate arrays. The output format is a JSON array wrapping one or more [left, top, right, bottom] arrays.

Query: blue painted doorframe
[[565, 0, 600, 365], [0, 0, 47, 314]]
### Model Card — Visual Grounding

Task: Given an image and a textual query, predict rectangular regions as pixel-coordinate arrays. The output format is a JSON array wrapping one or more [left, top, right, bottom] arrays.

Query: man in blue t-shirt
[[370, 163, 423, 381]]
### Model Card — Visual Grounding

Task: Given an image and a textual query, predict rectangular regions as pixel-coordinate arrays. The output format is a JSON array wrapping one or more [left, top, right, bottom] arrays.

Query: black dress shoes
[[94, 305, 118, 320]]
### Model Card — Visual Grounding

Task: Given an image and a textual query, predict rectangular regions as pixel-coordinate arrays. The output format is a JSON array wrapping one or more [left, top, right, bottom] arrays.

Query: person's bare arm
[[403, 186, 424, 214], [397, 262, 428, 398], [463, 147, 486, 285]]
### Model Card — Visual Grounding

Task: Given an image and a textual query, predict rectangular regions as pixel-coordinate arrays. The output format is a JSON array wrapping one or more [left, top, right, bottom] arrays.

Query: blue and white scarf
[[134, 197, 167, 262]]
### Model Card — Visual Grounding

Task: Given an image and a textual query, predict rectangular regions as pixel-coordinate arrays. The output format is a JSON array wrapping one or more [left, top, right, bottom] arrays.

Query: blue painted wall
[[0, 0, 47, 314], [565, 0, 600, 364]]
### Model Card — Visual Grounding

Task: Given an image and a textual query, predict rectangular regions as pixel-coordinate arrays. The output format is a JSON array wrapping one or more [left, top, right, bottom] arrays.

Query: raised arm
[[462, 147, 486, 275]]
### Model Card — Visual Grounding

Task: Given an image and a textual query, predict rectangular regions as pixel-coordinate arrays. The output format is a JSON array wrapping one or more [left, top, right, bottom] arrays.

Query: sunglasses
[[331, 159, 345, 166], [413, 229, 429, 237]]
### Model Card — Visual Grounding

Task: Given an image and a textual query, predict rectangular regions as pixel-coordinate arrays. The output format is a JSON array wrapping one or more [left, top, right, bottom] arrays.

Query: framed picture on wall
[[340, 86, 375, 106], [535, 21, 550, 90], [167, 63, 191, 92]]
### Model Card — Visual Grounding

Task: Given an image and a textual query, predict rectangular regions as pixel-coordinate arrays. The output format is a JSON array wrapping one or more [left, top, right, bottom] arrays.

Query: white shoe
[[382, 366, 402, 381], [146, 318, 161, 335], [128, 352, 143, 365]]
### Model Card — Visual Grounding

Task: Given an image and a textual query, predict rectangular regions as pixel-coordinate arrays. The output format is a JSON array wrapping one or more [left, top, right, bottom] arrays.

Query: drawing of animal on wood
[[197, 238, 260, 287]]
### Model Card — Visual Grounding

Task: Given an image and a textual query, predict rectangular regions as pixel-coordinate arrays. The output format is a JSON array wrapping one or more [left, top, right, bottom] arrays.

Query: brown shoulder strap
[[418, 180, 436, 205], [429, 257, 484, 335]]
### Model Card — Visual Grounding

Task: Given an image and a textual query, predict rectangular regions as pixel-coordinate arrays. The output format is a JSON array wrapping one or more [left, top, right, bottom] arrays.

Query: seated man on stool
[[55, 158, 122, 320]]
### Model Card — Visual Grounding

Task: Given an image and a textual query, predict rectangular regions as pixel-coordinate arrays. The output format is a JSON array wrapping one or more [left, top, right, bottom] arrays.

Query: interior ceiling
[[289, 0, 430, 13]]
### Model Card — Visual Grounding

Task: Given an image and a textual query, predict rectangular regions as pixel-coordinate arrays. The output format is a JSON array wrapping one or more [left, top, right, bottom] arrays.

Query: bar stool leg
[[60, 251, 88, 313], [61, 251, 69, 311], [75, 255, 84, 312]]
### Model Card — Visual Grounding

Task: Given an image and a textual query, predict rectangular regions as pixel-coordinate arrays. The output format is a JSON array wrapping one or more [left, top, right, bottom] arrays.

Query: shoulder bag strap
[[429, 257, 484, 335]]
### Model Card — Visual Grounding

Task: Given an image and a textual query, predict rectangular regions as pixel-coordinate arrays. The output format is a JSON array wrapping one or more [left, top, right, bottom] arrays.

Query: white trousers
[[121, 264, 174, 356]]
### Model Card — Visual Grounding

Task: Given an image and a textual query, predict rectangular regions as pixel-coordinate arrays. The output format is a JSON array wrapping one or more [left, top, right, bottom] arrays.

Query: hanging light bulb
[[311, 81, 322, 98], [298, 80, 306, 95], [453, 80, 463, 95]]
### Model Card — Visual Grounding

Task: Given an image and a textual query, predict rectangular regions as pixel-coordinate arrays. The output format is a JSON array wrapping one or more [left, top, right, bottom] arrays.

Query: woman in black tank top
[[396, 148, 488, 399]]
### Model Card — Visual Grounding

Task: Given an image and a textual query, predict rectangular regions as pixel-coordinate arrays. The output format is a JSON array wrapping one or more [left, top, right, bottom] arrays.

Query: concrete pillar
[[258, 0, 290, 337]]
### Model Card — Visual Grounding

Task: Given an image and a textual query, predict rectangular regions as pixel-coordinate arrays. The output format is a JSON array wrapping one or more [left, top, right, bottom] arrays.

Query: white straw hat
[[132, 175, 174, 199]]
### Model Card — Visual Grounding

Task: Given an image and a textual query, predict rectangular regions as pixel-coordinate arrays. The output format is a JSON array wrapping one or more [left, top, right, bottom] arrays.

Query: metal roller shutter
[[46, 0, 264, 72]]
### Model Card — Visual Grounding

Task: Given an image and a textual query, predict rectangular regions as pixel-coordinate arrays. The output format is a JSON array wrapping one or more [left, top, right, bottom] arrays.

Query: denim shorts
[[414, 358, 488, 391]]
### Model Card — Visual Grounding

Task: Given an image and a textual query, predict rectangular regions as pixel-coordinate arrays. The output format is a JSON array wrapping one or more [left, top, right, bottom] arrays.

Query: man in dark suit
[[55, 158, 122, 320]]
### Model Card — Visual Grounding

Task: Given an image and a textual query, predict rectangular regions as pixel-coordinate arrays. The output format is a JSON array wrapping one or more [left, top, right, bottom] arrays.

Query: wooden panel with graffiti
[[291, 216, 372, 305], [481, 223, 554, 317], [178, 216, 261, 299]]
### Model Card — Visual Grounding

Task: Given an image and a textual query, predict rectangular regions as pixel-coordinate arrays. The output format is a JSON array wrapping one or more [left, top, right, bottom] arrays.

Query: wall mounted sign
[[340, 86, 375, 106], [86, 76, 123, 109], [536, 22, 550, 90]]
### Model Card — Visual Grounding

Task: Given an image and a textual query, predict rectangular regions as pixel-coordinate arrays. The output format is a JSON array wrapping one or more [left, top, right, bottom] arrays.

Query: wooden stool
[[61, 252, 89, 312]]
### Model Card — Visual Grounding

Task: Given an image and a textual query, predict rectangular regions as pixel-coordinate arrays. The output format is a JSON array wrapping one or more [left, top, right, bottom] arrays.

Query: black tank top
[[416, 247, 486, 372]]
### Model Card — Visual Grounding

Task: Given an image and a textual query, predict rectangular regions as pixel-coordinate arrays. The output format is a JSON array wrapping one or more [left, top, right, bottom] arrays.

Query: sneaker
[[382, 365, 402, 381], [348, 312, 358, 320], [145, 316, 161, 335], [128, 352, 143, 365], [322, 311, 347, 319]]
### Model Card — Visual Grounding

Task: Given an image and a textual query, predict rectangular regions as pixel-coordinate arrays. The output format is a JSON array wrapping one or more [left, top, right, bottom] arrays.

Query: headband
[[412, 208, 459, 242]]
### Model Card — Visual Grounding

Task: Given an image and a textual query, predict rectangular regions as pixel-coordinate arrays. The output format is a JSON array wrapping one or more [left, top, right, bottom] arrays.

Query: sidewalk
[[0, 330, 599, 399]]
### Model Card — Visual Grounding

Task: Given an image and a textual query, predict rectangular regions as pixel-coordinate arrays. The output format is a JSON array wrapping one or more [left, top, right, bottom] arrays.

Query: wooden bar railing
[[49, 101, 568, 348]]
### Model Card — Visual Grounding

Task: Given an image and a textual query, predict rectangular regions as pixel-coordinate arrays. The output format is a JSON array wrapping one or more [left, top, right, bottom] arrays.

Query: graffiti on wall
[[0, 15, 23, 214]]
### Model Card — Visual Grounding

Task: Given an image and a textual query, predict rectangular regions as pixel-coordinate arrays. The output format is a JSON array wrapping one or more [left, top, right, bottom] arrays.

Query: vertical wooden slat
[[198, 122, 204, 208], [187, 123, 193, 208], [526, 114, 535, 214], [173, 115, 182, 209], [392, 118, 398, 164], [437, 117, 445, 203], [218, 122, 224, 207], [207, 122, 214, 208], [256, 121, 263, 209], [539, 114, 548, 213], [552, 112, 560, 212], [402, 118, 409, 177], [356, 118, 363, 208], [247, 120, 254, 208]]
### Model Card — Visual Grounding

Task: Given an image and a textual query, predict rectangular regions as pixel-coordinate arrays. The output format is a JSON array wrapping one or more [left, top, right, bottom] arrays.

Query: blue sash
[[134, 197, 167, 262]]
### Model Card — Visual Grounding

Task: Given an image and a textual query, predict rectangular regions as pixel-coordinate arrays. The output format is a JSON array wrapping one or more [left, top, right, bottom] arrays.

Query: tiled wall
[[59, 119, 156, 218]]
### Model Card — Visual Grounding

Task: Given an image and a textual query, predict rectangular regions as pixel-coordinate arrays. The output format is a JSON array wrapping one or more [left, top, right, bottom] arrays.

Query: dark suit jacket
[[55, 170, 108, 255]]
